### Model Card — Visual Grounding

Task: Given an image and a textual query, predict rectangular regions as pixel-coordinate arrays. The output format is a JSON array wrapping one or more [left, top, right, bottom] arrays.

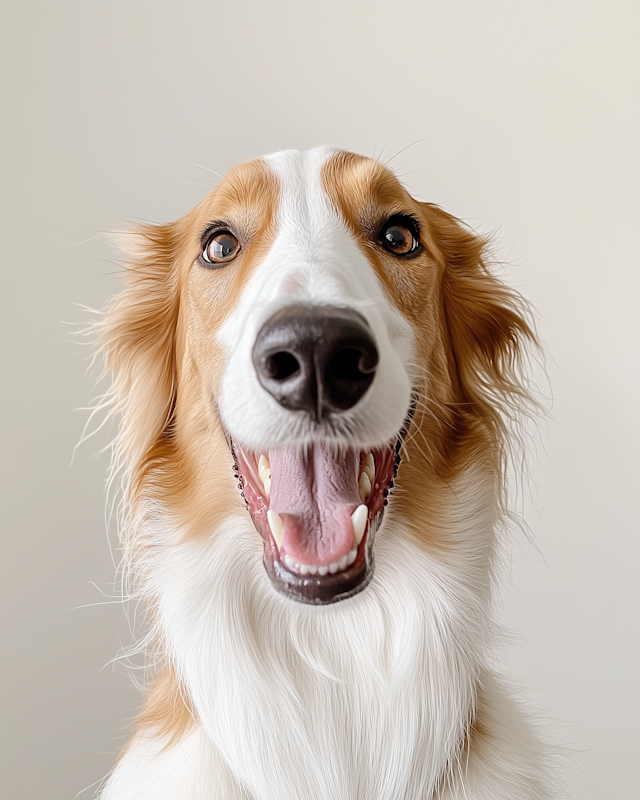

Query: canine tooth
[[346, 549, 357, 565], [263, 475, 271, 498], [358, 472, 372, 501], [351, 504, 368, 546], [258, 454, 271, 484], [318, 565, 328, 576], [266, 510, 283, 549], [362, 453, 375, 482]]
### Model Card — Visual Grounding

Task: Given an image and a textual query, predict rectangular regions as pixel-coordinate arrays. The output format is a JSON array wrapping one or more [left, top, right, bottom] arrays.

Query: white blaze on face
[[217, 146, 414, 453]]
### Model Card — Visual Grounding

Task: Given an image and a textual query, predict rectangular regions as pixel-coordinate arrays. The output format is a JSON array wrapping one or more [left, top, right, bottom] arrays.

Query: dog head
[[102, 147, 532, 606]]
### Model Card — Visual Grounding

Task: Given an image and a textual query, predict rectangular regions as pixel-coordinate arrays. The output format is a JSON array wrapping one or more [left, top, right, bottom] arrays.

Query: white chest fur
[[139, 506, 491, 800]]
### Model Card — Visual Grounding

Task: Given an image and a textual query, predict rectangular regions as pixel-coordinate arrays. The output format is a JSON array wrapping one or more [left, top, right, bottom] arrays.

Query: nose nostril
[[266, 351, 300, 381], [330, 348, 373, 382], [253, 305, 378, 418]]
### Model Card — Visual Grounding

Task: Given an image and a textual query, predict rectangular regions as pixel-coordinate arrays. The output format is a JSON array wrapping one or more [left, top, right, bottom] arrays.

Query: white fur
[[218, 147, 414, 453], [99, 727, 249, 800], [103, 681, 549, 800], [437, 673, 551, 800], [102, 465, 549, 799]]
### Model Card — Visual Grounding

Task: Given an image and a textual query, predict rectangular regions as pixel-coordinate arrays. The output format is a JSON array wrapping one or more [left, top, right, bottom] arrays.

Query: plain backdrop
[[1, 1, 638, 798]]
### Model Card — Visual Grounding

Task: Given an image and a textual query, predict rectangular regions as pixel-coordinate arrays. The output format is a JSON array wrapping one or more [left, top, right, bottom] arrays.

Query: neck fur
[[138, 464, 495, 800]]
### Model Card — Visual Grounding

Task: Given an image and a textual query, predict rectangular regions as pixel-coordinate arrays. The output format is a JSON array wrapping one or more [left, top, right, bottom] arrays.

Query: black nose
[[252, 305, 379, 422]]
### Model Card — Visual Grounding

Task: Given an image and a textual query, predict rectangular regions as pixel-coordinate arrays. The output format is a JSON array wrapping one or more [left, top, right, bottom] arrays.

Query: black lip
[[266, 543, 374, 605]]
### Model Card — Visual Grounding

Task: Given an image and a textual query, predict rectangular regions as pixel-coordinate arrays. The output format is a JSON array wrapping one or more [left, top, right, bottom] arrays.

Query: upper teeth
[[358, 471, 371, 501], [358, 452, 375, 501], [258, 454, 271, 497]]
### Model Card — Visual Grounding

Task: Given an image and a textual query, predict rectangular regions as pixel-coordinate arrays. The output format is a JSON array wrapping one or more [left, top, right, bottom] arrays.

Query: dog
[[97, 147, 550, 799]]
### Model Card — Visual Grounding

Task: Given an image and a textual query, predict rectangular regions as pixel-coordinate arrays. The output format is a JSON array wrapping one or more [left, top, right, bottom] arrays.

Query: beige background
[[1, 1, 638, 798]]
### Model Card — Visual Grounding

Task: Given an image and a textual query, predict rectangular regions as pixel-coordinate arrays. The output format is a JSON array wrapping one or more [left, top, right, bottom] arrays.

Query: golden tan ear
[[100, 221, 183, 477], [425, 204, 536, 437]]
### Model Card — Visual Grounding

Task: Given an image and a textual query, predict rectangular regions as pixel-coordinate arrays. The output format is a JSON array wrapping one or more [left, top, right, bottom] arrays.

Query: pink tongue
[[268, 444, 360, 566]]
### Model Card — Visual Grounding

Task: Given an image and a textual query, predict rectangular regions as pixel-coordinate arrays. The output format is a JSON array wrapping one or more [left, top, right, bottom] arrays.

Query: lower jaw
[[263, 512, 381, 605]]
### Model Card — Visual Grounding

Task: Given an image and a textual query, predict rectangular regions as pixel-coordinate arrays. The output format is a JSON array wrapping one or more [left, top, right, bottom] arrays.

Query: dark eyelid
[[384, 213, 421, 237], [200, 222, 234, 247]]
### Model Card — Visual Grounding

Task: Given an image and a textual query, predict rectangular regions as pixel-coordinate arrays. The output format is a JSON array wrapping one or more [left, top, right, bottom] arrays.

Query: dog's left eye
[[379, 217, 422, 257], [201, 231, 241, 266]]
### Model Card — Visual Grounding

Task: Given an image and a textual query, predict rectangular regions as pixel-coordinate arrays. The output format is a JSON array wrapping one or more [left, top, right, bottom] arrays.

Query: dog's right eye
[[378, 215, 423, 259], [199, 231, 241, 267]]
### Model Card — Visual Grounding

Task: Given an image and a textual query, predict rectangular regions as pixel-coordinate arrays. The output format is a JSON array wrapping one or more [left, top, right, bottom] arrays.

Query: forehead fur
[[188, 147, 418, 271], [199, 157, 280, 236], [322, 150, 417, 217]]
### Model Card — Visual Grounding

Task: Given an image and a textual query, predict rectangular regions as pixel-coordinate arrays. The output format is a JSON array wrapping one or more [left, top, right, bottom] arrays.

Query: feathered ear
[[100, 221, 183, 477], [424, 204, 536, 437]]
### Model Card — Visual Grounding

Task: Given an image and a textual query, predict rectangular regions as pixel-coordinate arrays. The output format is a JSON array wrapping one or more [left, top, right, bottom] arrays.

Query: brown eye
[[201, 231, 240, 266], [379, 217, 422, 257]]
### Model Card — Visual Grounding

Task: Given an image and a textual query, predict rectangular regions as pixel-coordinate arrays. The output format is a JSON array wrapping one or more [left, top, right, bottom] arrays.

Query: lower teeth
[[283, 549, 357, 576]]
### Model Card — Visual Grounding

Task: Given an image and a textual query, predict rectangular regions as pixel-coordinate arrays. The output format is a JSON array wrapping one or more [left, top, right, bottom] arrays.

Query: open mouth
[[229, 437, 403, 604]]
